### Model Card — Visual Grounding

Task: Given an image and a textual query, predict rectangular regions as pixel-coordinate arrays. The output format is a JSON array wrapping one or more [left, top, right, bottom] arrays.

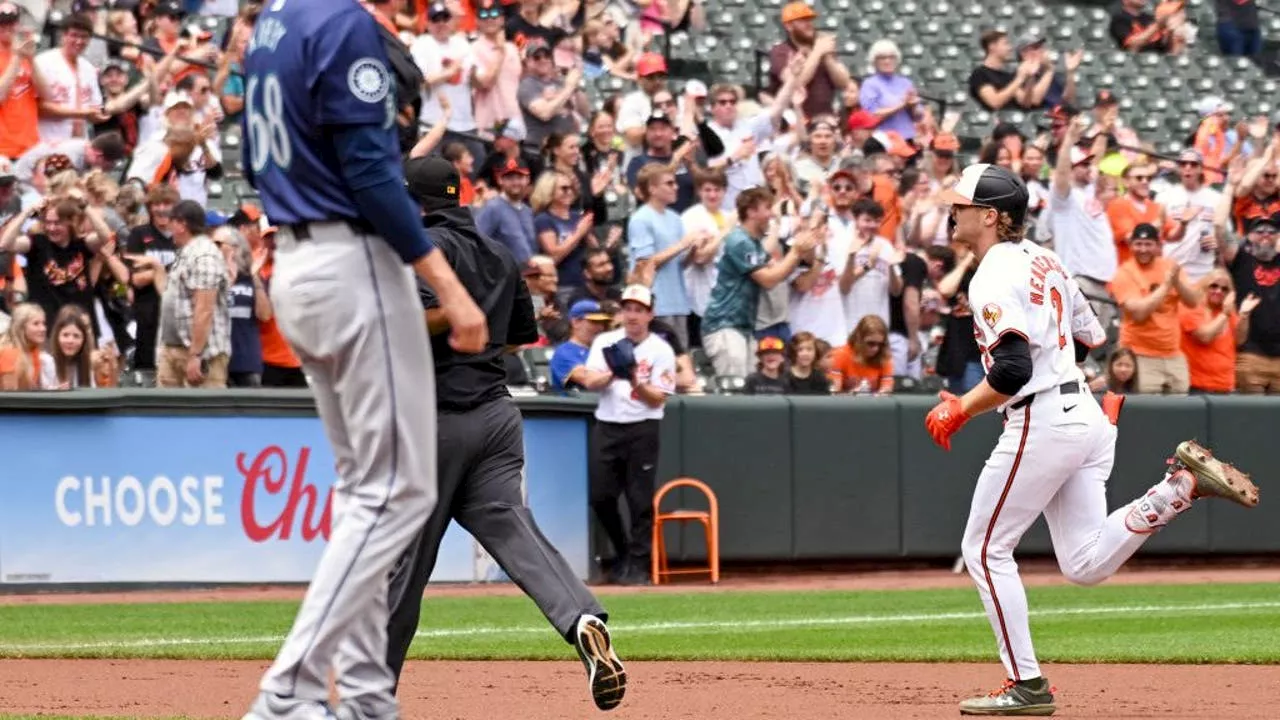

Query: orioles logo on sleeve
[[981, 303, 1003, 328]]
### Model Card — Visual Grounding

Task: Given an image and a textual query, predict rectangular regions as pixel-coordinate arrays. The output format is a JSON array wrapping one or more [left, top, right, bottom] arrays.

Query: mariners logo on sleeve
[[347, 57, 391, 104]]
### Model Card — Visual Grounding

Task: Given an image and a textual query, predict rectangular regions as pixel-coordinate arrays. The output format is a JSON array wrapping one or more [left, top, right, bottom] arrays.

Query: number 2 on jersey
[[1049, 287, 1067, 350], [246, 74, 292, 173]]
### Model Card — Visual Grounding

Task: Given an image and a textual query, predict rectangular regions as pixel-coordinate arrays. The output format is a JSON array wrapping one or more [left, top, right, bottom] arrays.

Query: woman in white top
[[48, 304, 102, 389]]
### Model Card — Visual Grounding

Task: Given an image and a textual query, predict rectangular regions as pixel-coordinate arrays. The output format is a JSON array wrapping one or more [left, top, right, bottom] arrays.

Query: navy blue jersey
[[243, 0, 399, 224]]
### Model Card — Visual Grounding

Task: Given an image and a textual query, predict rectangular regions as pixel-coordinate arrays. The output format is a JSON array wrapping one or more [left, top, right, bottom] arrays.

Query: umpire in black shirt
[[384, 156, 626, 712]]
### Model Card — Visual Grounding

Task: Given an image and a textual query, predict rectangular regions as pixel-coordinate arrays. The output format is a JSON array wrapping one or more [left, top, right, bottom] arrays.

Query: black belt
[[286, 219, 375, 241], [1008, 381, 1081, 412]]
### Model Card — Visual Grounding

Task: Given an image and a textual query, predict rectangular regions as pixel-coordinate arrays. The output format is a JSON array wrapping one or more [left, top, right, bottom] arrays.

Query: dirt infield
[[1, 658, 1277, 719], [0, 563, 1276, 719]]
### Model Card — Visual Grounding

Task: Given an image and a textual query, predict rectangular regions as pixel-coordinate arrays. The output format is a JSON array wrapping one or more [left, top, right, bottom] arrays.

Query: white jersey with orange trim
[[968, 239, 1106, 412]]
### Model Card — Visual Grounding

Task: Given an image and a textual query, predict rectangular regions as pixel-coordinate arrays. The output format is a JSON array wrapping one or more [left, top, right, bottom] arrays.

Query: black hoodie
[[417, 206, 540, 410]]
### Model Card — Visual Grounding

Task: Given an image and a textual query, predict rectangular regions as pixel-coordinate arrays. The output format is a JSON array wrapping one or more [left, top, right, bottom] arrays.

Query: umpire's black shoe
[[574, 614, 627, 711]]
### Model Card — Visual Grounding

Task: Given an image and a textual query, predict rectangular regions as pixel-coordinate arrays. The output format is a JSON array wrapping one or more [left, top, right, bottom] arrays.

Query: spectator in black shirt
[[0, 198, 110, 325], [968, 29, 1041, 111], [1110, 0, 1185, 53], [1225, 216, 1280, 392], [785, 331, 832, 394], [386, 155, 623, 705], [123, 185, 180, 373], [568, 247, 623, 307], [889, 250, 927, 379], [744, 335, 788, 394]]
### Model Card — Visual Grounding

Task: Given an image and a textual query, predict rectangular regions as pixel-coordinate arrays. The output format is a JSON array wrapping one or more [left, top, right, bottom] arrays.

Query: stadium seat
[[714, 375, 746, 394]]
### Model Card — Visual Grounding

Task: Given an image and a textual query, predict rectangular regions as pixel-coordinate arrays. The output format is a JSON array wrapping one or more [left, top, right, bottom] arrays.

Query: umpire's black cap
[[404, 155, 462, 212]]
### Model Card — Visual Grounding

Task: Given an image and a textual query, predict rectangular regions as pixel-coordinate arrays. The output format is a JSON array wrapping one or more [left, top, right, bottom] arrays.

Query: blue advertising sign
[[0, 413, 589, 584]]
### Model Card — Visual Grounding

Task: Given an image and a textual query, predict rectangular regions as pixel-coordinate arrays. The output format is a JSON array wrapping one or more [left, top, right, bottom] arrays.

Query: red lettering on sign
[[239, 446, 332, 543]]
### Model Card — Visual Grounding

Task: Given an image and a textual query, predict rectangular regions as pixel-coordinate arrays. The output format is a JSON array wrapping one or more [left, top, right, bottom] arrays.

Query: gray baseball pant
[[384, 397, 607, 685], [258, 224, 438, 719]]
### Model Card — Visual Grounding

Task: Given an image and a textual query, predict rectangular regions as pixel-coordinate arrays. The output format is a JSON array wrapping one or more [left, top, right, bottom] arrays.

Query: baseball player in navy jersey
[[925, 163, 1260, 716], [240, 2, 487, 720]]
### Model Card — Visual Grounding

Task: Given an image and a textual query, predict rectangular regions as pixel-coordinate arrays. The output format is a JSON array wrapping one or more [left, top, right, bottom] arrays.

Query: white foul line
[[0, 600, 1277, 654]]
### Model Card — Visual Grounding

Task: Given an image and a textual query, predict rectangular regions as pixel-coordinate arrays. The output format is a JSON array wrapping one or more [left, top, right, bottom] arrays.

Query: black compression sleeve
[[1074, 338, 1091, 363], [987, 334, 1033, 396]]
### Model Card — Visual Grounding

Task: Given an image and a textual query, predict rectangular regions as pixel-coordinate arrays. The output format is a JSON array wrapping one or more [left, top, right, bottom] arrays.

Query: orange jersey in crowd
[[0, 46, 39, 159], [1108, 257, 1182, 358], [254, 249, 302, 369], [1106, 196, 1176, 266], [1179, 305, 1238, 392], [0, 346, 42, 388], [828, 344, 894, 393], [1233, 192, 1280, 234]]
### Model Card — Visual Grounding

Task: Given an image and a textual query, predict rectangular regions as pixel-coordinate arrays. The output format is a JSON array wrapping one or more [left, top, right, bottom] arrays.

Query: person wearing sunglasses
[[1158, 148, 1222, 283], [1222, 214, 1280, 394], [1180, 267, 1253, 394], [1106, 161, 1177, 266]]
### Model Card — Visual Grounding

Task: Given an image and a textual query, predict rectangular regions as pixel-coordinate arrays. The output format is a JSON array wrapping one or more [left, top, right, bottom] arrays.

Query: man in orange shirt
[[0, 4, 39, 160], [1106, 162, 1181, 265], [1108, 223, 1202, 394]]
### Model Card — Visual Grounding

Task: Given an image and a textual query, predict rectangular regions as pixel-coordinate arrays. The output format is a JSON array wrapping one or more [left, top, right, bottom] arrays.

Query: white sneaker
[[242, 692, 336, 720]]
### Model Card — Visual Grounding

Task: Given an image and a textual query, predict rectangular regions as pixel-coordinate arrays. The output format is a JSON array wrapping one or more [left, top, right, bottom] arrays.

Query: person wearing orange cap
[[768, 2, 852, 119], [615, 52, 669, 161]]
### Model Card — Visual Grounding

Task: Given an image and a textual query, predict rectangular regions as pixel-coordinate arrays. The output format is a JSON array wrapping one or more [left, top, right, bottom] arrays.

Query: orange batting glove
[[925, 391, 971, 451]]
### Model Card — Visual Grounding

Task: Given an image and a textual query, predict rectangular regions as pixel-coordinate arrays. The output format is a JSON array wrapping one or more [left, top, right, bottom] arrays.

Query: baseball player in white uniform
[[926, 164, 1261, 716]]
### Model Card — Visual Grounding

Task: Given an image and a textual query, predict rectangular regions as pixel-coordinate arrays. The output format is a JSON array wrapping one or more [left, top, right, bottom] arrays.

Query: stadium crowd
[[0, 0, 1275, 397]]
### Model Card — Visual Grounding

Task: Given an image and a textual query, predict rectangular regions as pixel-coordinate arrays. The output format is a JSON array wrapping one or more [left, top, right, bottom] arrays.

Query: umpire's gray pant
[[384, 397, 607, 686]]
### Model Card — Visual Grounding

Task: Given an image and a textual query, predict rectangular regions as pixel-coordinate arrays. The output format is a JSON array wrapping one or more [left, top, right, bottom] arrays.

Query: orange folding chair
[[651, 477, 720, 585]]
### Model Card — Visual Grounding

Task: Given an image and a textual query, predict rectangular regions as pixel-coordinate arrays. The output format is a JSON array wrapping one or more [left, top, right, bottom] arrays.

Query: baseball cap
[[163, 91, 194, 112], [684, 79, 708, 98], [569, 299, 612, 322], [874, 130, 917, 159], [1094, 89, 1118, 107], [428, 1, 451, 20], [101, 58, 131, 76], [495, 157, 531, 178], [229, 204, 262, 227], [521, 37, 551, 60], [44, 153, 74, 175], [780, 2, 817, 23], [1129, 222, 1160, 241], [1014, 32, 1046, 53], [205, 210, 228, 229], [154, 0, 184, 17], [0, 2, 20, 24], [757, 336, 786, 354], [937, 163, 1030, 229], [635, 52, 667, 78], [645, 109, 674, 127], [403, 155, 461, 208], [620, 284, 654, 309], [1195, 95, 1233, 117], [828, 155, 870, 183], [1178, 148, 1204, 165], [1047, 103, 1078, 123], [846, 109, 879, 131], [1248, 216, 1278, 233]]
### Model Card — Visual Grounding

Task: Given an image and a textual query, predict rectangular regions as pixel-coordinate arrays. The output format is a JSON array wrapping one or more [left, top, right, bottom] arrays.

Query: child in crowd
[[785, 331, 832, 394], [744, 336, 788, 395]]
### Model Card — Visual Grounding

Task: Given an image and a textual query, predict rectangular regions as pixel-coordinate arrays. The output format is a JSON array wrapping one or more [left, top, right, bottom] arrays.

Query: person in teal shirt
[[701, 187, 814, 377]]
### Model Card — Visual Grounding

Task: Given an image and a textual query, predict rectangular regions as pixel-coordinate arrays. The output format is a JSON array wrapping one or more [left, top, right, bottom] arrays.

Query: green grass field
[[1, 581, 1279, 665]]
